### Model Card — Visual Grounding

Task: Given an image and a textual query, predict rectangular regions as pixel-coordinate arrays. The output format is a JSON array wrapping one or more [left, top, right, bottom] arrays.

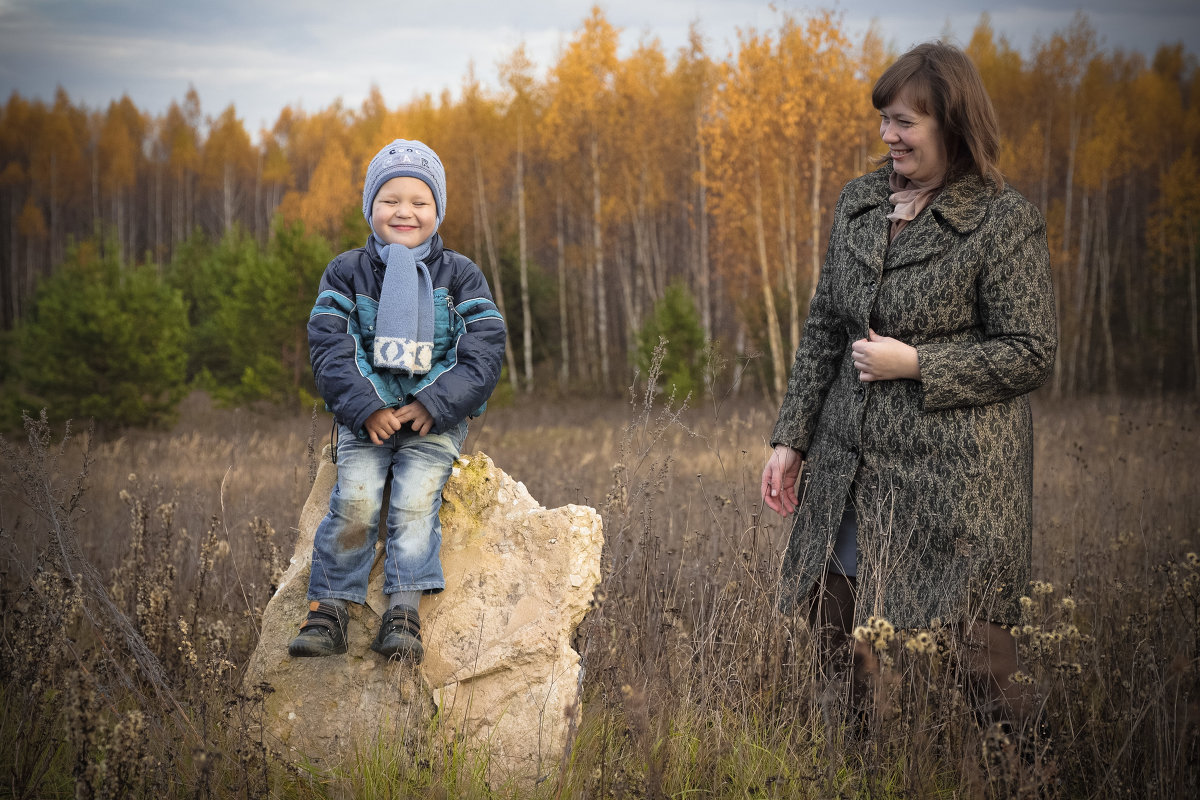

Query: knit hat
[[362, 139, 447, 228]]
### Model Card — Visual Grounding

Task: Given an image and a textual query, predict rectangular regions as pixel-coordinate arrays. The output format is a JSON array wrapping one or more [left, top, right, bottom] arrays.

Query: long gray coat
[[771, 164, 1056, 628]]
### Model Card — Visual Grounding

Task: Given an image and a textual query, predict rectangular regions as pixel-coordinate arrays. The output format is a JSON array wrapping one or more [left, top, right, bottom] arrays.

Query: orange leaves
[[98, 95, 144, 190], [292, 143, 356, 240], [200, 105, 255, 191]]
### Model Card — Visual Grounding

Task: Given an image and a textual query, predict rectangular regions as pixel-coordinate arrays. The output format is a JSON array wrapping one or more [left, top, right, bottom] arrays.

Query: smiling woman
[[761, 40, 1056, 741], [877, 96, 947, 189]]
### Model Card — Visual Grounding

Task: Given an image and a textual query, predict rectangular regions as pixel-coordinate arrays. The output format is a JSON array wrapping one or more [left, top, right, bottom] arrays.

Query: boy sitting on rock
[[289, 139, 505, 662]]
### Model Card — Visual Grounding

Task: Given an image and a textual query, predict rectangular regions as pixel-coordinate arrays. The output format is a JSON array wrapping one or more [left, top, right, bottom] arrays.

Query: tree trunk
[[625, 180, 647, 333], [556, 184, 570, 390], [614, 235, 637, 366], [254, 151, 264, 240], [6, 195, 18, 326], [777, 168, 799, 357], [49, 153, 60, 266], [1188, 227, 1200, 396], [115, 188, 126, 263], [1060, 113, 1080, 266], [809, 138, 823, 308], [753, 154, 785, 402], [515, 125, 533, 392], [697, 136, 711, 338], [590, 134, 610, 386], [223, 161, 235, 234], [1068, 190, 1093, 394], [473, 150, 519, 394], [1096, 178, 1118, 394]]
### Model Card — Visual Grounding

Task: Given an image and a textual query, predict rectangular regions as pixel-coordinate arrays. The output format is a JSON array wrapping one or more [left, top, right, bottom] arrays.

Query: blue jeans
[[307, 420, 467, 603]]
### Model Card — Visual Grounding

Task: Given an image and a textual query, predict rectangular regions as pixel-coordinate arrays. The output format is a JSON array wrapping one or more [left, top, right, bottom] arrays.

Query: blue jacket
[[309, 233, 506, 437]]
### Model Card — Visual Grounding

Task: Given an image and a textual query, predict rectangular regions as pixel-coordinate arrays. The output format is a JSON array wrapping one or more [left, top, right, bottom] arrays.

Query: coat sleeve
[[771, 188, 853, 452], [915, 194, 1057, 411], [409, 259, 506, 433], [308, 256, 389, 436]]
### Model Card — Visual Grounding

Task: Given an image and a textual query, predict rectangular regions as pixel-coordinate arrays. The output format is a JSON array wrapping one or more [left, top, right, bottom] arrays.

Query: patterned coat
[[770, 164, 1057, 628]]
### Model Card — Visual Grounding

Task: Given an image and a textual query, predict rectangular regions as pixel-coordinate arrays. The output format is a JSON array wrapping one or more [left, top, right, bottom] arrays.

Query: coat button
[[849, 445, 860, 457], [855, 383, 865, 397]]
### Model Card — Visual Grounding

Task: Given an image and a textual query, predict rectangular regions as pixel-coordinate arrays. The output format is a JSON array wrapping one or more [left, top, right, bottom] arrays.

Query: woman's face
[[879, 90, 948, 188]]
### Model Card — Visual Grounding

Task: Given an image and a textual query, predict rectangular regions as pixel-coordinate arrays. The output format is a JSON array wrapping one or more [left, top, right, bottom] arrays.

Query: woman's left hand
[[852, 329, 921, 382]]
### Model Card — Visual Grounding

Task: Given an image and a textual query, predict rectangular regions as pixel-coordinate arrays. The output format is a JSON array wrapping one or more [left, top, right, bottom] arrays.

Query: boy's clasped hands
[[365, 401, 434, 443]]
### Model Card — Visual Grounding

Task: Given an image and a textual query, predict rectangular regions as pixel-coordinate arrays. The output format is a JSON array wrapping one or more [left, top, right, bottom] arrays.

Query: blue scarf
[[373, 236, 435, 375]]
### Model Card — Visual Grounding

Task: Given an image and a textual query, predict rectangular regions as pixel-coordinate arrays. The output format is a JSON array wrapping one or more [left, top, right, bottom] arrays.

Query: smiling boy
[[289, 139, 505, 662]]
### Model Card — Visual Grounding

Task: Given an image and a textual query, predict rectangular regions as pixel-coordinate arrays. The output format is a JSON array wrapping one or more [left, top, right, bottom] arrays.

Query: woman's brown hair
[[872, 42, 1004, 191]]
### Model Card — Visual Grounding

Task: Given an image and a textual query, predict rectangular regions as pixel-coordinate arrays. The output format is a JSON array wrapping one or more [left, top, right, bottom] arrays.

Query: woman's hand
[[852, 329, 920, 382], [761, 445, 803, 515]]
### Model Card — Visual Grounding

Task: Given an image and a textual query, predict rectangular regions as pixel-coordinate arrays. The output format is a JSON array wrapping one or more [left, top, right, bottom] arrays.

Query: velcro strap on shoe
[[301, 601, 346, 634], [383, 606, 421, 637]]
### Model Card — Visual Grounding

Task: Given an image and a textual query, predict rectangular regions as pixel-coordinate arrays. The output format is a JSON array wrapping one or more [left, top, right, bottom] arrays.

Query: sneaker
[[370, 605, 423, 663], [288, 600, 349, 657]]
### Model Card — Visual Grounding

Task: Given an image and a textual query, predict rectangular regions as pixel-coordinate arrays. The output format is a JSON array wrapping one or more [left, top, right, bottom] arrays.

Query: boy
[[288, 139, 505, 662]]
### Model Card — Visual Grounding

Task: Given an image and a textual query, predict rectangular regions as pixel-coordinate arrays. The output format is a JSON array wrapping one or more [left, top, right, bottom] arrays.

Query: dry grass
[[1, 384, 1197, 798]]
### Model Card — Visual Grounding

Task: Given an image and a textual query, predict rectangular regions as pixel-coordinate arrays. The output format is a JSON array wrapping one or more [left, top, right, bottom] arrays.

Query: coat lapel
[[844, 168, 890, 273], [885, 171, 991, 271]]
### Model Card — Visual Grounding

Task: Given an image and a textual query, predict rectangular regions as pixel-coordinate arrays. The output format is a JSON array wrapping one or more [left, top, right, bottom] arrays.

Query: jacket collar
[[845, 165, 994, 271]]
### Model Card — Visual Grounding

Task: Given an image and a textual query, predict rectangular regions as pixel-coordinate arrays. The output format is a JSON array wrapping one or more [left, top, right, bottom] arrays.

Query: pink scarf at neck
[[886, 171, 942, 241]]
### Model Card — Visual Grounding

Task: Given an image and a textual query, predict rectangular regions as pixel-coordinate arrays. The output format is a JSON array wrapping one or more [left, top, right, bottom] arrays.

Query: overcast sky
[[1, 1, 1196, 137]]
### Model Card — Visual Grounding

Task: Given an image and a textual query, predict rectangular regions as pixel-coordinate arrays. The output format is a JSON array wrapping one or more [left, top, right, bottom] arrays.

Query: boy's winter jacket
[[309, 234, 505, 437]]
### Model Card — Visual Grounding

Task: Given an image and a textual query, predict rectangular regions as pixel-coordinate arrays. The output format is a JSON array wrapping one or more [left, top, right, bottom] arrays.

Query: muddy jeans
[[306, 419, 467, 603]]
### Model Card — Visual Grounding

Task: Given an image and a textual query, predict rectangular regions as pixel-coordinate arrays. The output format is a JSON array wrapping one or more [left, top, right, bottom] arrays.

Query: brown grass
[[1, 385, 1197, 798]]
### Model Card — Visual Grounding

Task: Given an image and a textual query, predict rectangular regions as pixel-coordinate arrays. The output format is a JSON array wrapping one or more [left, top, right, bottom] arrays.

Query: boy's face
[[371, 176, 437, 248]]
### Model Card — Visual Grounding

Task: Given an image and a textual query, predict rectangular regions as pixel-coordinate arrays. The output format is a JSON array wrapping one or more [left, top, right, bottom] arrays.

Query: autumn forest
[[2, 8, 1198, 426]]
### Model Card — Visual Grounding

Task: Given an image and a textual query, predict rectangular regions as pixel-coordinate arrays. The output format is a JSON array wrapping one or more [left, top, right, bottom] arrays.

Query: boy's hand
[[364, 408, 402, 445], [394, 401, 435, 436]]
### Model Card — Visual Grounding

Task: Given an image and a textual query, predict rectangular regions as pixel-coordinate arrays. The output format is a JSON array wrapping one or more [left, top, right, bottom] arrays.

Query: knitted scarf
[[373, 236, 434, 375]]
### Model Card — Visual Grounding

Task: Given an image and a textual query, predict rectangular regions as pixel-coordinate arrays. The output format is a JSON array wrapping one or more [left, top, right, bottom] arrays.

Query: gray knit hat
[[362, 139, 446, 227]]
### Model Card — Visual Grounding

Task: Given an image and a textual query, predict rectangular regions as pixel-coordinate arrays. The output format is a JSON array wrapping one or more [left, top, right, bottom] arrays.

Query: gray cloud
[[1, 0, 1194, 136]]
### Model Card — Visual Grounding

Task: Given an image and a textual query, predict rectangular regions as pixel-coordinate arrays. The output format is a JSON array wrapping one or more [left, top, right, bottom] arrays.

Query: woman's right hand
[[761, 445, 803, 515]]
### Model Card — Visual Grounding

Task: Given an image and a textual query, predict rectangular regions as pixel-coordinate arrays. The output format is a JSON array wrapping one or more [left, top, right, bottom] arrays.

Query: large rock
[[244, 447, 604, 786]]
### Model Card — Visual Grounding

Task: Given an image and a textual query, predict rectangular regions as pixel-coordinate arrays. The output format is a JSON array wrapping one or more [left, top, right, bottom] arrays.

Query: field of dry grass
[[1, 387, 1197, 798]]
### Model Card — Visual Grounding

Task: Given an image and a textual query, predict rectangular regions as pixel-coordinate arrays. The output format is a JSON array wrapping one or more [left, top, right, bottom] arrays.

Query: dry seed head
[[1060, 597, 1076, 611], [1055, 623, 1081, 641], [905, 630, 938, 656], [1186, 552, 1199, 568], [1031, 580, 1055, 596], [853, 616, 896, 652]]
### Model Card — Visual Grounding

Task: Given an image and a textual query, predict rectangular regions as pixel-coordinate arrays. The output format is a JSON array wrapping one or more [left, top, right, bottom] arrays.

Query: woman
[[761, 42, 1056, 723]]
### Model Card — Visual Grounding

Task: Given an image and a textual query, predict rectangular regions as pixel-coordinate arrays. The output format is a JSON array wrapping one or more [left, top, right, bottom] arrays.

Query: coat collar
[[844, 165, 994, 271]]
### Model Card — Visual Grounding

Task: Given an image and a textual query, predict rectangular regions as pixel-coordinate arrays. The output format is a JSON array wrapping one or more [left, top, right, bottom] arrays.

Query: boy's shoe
[[370, 605, 424, 663], [288, 600, 349, 657]]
